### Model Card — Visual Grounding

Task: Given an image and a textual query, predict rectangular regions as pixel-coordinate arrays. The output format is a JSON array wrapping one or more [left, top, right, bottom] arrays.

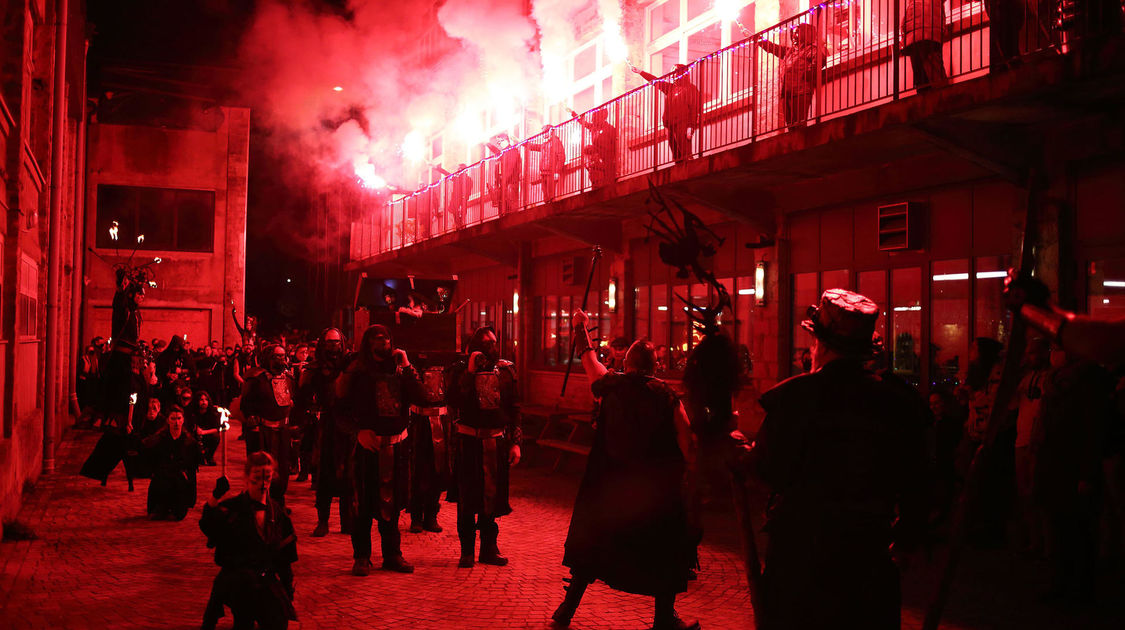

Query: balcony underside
[[348, 39, 1125, 277]]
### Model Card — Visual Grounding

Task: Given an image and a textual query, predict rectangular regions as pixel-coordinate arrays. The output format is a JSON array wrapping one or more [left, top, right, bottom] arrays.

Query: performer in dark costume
[[82, 270, 148, 491], [336, 324, 423, 575], [747, 289, 929, 629], [570, 107, 618, 188], [408, 363, 452, 534], [486, 133, 522, 215], [553, 310, 699, 630], [239, 344, 295, 503], [437, 164, 473, 230], [189, 389, 223, 466], [143, 405, 200, 521], [301, 328, 355, 538], [635, 64, 701, 164], [446, 326, 523, 568], [199, 451, 297, 630], [526, 124, 567, 202]]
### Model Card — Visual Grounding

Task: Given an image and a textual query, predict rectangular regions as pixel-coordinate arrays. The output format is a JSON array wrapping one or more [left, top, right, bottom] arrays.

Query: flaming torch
[[127, 392, 138, 434], [715, 0, 753, 37], [109, 221, 119, 241], [127, 233, 145, 264], [217, 407, 231, 477]]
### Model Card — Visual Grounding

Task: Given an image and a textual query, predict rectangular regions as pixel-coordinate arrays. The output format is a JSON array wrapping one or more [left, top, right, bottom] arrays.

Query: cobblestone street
[[3, 425, 1124, 629]]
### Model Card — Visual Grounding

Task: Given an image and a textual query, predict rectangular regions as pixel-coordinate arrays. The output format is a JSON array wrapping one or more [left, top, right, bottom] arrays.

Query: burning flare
[[109, 221, 119, 241], [148, 281, 158, 288], [602, 16, 629, 64], [136, 234, 145, 244], [401, 130, 427, 163], [153, 257, 162, 264], [217, 407, 231, 432], [355, 161, 388, 189], [129, 393, 138, 406]]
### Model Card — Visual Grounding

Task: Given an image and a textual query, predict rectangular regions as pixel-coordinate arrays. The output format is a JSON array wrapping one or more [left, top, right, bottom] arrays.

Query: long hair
[[314, 327, 344, 363], [467, 326, 496, 355], [359, 325, 393, 366]]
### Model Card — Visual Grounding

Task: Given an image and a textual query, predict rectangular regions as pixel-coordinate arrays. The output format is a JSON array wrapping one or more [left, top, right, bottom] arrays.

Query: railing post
[[814, 7, 824, 125], [652, 83, 660, 172], [751, 37, 759, 142], [893, 0, 901, 100], [695, 64, 703, 160]]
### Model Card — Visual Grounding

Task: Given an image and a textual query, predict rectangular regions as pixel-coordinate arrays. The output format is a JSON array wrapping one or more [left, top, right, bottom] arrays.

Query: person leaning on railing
[[756, 22, 827, 131], [633, 64, 701, 165]]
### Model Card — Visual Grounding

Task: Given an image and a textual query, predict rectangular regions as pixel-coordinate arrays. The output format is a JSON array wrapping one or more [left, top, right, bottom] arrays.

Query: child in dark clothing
[[199, 451, 297, 630]]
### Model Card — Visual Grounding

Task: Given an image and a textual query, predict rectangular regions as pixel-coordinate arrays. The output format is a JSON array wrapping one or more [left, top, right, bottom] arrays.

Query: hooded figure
[[572, 108, 618, 188], [747, 289, 929, 629], [336, 324, 424, 575], [486, 134, 522, 215], [301, 327, 355, 538], [757, 22, 828, 130]]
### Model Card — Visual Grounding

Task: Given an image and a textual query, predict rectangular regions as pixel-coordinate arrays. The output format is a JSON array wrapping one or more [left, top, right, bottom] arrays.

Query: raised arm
[[572, 309, 608, 382], [757, 38, 787, 58]]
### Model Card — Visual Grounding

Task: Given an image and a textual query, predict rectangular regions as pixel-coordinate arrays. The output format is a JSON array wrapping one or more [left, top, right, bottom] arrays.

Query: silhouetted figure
[[437, 164, 473, 229], [144, 405, 200, 521], [748, 290, 929, 629], [635, 64, 701, 164], [553, 310, 699, 630], [486, 133, 522, 215]]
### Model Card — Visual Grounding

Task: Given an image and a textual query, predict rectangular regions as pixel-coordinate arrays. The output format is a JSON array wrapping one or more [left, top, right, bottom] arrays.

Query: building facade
[[348, 1, 1125, 431], [0, 0, 86, 534]]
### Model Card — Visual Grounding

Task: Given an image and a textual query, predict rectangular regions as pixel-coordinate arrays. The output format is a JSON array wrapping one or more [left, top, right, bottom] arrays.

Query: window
[[18, 254, 38, 338], [650, 42, 680, 77], [791, 272, 818, 375], [1089, 259, 1125, 319], [891, 268, 922, 387], [574, 44, 598, 81], [687, 0, 712, 21], [974, 255, 1011, 345], [573, 86, 596, 114], [687, 22, 723, 102], [96, 185, 216, 252], [931, 259, 970, 390], [650, 0, 681, 41], [823, 0, 896, 53], [858, 270, 888, 369]]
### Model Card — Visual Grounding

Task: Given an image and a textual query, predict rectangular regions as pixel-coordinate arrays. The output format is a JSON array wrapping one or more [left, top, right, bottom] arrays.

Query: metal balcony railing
[[350, 0, 1119, 262]]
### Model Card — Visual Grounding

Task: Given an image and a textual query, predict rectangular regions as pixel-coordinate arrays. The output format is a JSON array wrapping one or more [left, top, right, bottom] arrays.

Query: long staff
[[218, 408, 231, 478], [559, 245, 603, 397]]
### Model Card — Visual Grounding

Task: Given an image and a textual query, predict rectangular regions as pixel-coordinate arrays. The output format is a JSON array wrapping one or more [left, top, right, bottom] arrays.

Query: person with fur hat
[[747, 289, 929, 629], [336, 324, 425, 575]]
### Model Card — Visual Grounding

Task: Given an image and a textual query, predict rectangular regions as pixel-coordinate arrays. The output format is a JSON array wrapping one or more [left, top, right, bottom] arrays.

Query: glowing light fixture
[[1104, 298, 1111, 304], [894, 306, 922, 312], [333, 86, 343, 92], [755, 261, 767, 306], [932, 271, 1008, 281], [657, 305, 669, 312], [513, 291, 520, 315], [737, 288, 756, 296], [608, 279, 617, 312], [1105, 280, 1125, 288]]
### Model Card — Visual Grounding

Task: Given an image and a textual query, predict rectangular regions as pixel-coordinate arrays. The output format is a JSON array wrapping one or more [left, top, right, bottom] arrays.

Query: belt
[[410, 405, 447, 416], [455, 424, 505, 439], [367, 428, 408, 448]]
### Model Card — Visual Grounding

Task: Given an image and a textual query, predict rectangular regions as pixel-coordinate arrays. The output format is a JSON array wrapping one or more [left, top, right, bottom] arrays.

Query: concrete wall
[[83, 107, 249, 350]]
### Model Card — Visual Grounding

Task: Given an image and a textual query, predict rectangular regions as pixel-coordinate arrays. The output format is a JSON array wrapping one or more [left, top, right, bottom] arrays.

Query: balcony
[[349, 2, 1125, 271]]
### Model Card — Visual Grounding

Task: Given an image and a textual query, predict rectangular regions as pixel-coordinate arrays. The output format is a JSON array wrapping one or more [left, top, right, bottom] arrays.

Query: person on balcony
[[757, 22, 827, 131], [486, 133, 522, 215], [437, 164, 473, 229], [634, 63, 701, 164], [569, 107, 618, 188], [526, 124, 567, 202], [901, 0, 949, 89]]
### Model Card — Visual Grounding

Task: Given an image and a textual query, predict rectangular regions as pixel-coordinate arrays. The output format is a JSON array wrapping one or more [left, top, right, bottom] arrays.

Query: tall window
[[891, 268, 923, 387], [931, 259, 970, 390], [96, 185, 216, 252], [18, 254, 38, 338]]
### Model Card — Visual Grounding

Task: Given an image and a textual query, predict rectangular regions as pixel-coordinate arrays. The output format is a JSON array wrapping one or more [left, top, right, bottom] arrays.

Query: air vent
[[877, 202, 923, 251]]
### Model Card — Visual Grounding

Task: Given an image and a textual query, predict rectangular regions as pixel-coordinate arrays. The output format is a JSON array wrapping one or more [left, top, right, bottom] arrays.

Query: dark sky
[[88, 0, 350, 335]]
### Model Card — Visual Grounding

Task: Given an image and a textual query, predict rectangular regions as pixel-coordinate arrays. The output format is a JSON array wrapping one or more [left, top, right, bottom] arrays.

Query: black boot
[[551, 577, 589, 627], [478, 518, 508, 566]]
